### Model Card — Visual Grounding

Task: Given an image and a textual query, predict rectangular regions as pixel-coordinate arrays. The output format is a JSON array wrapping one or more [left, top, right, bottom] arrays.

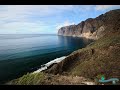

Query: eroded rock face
[[58, 9, 120, 40]]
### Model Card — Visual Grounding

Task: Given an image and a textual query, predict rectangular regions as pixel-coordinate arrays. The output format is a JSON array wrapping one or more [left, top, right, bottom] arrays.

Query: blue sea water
[[0, 34, 93, 84]]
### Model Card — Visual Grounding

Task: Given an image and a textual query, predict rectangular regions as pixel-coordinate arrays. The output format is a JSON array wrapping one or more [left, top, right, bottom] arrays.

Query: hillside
[[7, 72, 95, 85], [7, 9, 120, 85]]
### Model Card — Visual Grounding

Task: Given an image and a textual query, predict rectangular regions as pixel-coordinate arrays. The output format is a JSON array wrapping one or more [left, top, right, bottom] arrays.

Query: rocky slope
[[45, 9, 120, 84], [58, 9, 120, 40]]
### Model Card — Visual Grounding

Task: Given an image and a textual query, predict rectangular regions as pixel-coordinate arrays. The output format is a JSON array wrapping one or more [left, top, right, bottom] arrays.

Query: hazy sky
[[0, 5, 120, 34]]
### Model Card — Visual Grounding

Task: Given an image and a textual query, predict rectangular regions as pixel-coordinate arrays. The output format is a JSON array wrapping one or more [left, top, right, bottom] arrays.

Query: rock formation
[[58, 9, 120, 40]]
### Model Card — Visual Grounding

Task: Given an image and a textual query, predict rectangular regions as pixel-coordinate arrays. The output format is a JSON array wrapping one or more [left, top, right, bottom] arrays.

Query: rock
[[81, 82, 95, 85], [58, 9, 120, 40]]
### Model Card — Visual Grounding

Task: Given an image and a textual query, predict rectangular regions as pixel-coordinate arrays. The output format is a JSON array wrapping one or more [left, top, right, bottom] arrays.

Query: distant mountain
[[58, 9, 120, 40]]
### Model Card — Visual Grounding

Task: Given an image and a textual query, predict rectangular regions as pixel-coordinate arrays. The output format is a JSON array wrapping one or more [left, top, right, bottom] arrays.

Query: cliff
[[45, 9, 120, 82], [58, 9, 120, 40]]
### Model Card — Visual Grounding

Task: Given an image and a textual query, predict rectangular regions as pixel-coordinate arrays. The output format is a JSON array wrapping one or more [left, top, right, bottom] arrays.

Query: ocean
[[0, 34, 93, 84]]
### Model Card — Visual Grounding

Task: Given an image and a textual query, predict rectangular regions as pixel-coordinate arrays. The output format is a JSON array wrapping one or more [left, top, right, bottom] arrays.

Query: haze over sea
[[0, 34, 93, 84]]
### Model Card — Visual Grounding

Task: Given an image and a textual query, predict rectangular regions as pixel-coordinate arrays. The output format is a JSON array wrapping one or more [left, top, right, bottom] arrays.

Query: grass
[[7, 72, 95, 85], [89, 35, 120, 48], [67, 34, 120, 80], [7, 72, 46, 85]]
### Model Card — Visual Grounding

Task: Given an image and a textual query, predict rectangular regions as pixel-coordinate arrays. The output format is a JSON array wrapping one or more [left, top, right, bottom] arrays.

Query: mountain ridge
[[58, 9, 120, 40]]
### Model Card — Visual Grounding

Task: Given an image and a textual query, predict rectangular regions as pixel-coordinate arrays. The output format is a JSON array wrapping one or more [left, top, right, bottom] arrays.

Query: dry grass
[[7, 72, 95, 85]]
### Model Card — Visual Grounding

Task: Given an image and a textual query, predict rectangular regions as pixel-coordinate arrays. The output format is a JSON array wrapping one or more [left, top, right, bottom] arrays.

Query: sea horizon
[[0, 34, 93, 84]]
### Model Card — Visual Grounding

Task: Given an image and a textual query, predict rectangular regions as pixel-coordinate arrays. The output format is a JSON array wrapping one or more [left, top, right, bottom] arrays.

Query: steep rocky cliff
[[58, 9, 120, 40]]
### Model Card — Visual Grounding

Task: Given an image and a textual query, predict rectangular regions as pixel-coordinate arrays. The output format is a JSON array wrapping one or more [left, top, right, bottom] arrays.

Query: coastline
[[32, 35, 95, 74], [5, 9, 120, 85], [33, 56, 66, 73], [58, 34, 98, 40]]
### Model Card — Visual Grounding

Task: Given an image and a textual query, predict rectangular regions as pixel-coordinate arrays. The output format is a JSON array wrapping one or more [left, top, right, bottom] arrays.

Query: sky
[[0, 5, 120, 34]]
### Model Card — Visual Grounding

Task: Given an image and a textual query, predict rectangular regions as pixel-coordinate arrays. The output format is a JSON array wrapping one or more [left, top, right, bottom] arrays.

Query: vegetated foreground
[[7, 72, 95, 85], [7, 9, 120, 85]]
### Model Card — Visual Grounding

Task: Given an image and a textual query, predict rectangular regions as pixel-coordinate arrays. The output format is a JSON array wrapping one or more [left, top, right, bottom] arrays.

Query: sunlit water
[[0, 34, 93, 84]]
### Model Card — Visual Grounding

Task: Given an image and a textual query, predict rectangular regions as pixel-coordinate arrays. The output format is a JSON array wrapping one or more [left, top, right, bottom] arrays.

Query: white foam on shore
[[33, 56, 66, 73]]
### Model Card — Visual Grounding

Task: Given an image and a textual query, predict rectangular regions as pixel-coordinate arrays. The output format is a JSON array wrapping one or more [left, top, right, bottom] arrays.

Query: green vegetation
[[67, 34, 120, 81], [7, 72, 46, 85], [87, 34, 120, 48], [7, 72, 95, 85]]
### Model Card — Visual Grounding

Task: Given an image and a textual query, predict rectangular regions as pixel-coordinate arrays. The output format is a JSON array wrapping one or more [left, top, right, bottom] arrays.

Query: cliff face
[[58, 9, 120, 40]]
